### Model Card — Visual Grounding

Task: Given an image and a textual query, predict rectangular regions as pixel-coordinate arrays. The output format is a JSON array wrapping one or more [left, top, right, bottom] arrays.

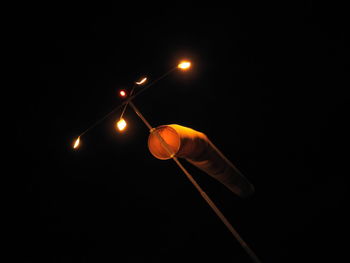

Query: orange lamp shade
[[148, 124, 255, 198]]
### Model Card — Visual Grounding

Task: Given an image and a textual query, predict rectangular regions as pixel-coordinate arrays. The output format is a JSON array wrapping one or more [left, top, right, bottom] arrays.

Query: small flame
[[178, 61, 191, 70], [117, 118, 127, 131], [73, 137, 80, 149], [136, 77, 147, 85]]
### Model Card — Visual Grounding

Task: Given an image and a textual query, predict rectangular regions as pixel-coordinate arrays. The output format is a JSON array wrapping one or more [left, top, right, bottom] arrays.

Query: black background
[[17, 2, 348, 262]]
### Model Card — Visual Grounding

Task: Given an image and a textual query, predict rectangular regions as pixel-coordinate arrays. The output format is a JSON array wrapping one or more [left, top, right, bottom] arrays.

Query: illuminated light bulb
[[73, 137, 80, 149], [178, 61, 191, 70], [119, 90, 127, 97], [117, 118, 127, 131], [136, 77, 147, 85]]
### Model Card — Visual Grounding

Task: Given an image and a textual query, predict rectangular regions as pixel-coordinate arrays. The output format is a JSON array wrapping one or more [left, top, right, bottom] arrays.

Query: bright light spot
[[73, 137, 80, 149], [117, 118, 127, 131], [178, 61, 191, 70], [136, 77, 147, 85], [119, 90, 127, 97]]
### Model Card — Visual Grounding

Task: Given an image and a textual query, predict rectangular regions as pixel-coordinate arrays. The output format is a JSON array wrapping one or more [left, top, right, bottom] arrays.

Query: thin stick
[[77, 67, 177, 137], [129, 101, 262, 263], [120, 85, 136, 120], [129, 102, 153, 131], [79, 105, 121, 137]]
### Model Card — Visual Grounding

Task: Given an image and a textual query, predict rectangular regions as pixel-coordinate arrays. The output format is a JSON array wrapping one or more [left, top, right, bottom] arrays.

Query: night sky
[[17, 3, 348, 263]]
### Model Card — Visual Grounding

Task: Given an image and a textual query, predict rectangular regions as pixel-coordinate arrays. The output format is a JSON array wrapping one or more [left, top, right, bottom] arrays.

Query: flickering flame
[[73, 137, 80, 149], [136, 77, 147, 85], [117, 118, 127, 131], [178, 61, 191, 70]]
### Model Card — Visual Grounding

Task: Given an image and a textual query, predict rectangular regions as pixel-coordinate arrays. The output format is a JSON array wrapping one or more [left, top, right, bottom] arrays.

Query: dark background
[[17, 2, 348, 262]]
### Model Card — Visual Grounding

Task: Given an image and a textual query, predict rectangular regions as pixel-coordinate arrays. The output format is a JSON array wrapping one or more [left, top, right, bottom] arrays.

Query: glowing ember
[[119, 90, 127, 97]]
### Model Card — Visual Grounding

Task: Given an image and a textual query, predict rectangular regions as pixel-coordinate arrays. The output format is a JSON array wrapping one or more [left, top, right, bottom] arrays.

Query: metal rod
[[129, 101, 262, 263]]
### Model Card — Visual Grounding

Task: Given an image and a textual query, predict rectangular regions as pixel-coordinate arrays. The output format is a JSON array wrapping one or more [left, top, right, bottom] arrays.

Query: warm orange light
[[117, 118, 127, 131], [73, 137, 80, 149], [119, 90, 127, 97], [136, 77, 147, 85], [178, 61, 191, 70]]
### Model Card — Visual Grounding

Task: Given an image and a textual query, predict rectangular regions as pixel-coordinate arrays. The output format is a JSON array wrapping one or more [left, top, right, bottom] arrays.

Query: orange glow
[[119, 90, 127, 97], [116, 118, 127, 131], [136, 77, 147, 85], [178, 61, 191, 70], [73, 137, 80, 149]]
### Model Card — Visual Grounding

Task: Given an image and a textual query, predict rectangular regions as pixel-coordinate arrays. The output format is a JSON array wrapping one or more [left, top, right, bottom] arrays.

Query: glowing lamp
[[73, 137, 80, 149], [116, 118, 127, 131], [177, 61, 191, 70], [136, 77, 147, 85]]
